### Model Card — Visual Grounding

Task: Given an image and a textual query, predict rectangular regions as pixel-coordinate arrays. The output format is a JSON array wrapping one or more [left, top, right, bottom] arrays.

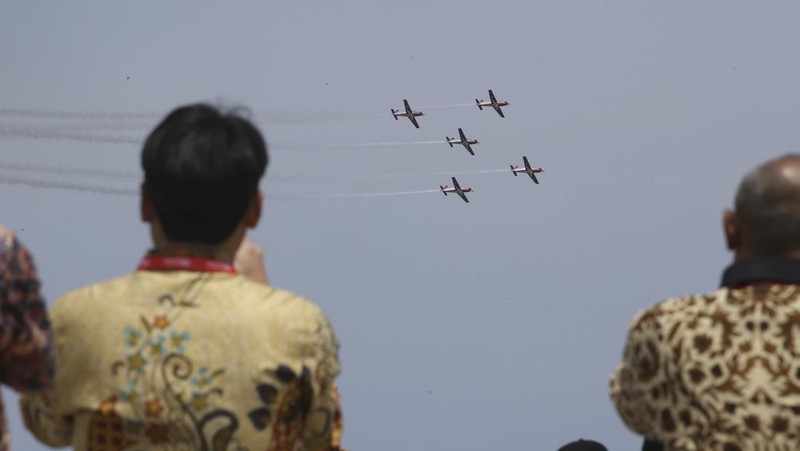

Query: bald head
[[731, 154, 800, 257]]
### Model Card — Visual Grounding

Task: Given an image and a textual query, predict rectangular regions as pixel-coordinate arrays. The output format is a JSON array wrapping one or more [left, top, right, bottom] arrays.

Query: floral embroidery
[[147, 334, 166, 357], [123, 326, 143, 347], [169, 330, 190, 353], [126, 353, 148, 374], [105, 293, 238, 450], [144, 398, 164, 418], [152, 315, 170, 330]]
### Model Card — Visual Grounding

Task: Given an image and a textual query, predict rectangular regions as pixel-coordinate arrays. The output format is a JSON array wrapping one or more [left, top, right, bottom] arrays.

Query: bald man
[[611, 154, 800, 450]]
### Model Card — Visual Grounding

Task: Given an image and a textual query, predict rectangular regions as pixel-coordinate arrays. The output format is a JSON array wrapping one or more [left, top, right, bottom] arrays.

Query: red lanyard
[[137, 255, 237, 274]]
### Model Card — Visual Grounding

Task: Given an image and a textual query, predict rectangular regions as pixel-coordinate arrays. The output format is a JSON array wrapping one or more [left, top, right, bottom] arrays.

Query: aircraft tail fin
[[511, 165, 517, 175], [475, 99, 482, 110], [440, 186, 447, 195], [391, 109, 398, 119], [446, 137, 453, 147]]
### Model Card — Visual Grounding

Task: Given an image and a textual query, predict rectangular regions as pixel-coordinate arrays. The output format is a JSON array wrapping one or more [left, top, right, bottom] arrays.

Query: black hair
[[141, 103, 268, 245], [735, 154, 800, 256]]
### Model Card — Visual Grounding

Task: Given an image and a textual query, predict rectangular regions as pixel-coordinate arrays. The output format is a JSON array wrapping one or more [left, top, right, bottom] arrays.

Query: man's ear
[[141, 183, 155, 223], [244, 191, 263, 229], [723, 209, 740, 251]]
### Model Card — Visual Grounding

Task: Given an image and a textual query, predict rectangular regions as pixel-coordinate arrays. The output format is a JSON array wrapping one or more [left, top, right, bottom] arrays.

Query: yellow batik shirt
[[21, 267, 343, 451], [611, 258, 800, 451]]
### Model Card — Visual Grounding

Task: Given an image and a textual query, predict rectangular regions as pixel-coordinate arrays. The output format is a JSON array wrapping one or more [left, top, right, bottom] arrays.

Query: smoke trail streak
[[278, 140, 445, 151], [321, 140, 444, 149], [0, 125, 442, 151], [264, 189, 441, 200], [0, 108, 159, 120], [0, 124, 141, 145], [4, 121, 155, 132], [0, 173, 441, 202], [0, 162, 140, 179], [0, 107, 386, 127], [0, 175, 137, 196], [418, 103, 475, 109], [351, 168, 509, 179]]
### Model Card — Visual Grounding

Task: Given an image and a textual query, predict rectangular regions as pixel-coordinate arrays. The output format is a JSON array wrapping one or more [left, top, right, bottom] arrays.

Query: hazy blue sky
[[2, 2, 800, 449]]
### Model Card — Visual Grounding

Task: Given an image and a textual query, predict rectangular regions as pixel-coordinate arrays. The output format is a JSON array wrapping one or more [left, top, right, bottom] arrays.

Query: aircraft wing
[[523, 156, 531, 170], [452, 178, 469, 202], [489, 90, 497, 103], [529, 172, 539, 184], [464, 142, 474, 155], [494, 105, 505, 118], [408, 115, 420, 128], [404, 99, 412, 114]]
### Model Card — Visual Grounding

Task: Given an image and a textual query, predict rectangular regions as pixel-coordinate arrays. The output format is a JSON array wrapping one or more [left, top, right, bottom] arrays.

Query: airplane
[[475, 89, 509, 118], [510, 156, 544, 184], [439, 177, 472, 203], [445, 128, 479, 155], [391, 99, 424, 128]]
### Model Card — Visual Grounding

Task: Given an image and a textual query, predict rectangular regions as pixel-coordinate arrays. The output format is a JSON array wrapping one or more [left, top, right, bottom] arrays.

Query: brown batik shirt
[[0, 226, 55, 450], [611, 258, 800, 451]]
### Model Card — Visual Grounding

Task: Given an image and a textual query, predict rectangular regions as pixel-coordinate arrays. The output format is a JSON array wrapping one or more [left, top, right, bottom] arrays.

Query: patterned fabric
[[21, 267, 343, 451], [611, 284, 800, 450], [0, 225, 55, 451]]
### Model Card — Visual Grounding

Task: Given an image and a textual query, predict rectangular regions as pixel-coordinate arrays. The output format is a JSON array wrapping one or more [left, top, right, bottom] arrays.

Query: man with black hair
[[21, 104, 344, 450], [611, 154, 800, 450]]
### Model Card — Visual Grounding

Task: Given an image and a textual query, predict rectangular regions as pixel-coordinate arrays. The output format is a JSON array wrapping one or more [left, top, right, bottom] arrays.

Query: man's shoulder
[[629, 288, 727, 332], [51, 273, 139, 316], [247, 283, 328, 324]]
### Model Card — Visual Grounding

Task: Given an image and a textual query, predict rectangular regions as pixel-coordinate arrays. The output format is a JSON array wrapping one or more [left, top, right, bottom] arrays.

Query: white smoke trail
[[0, 108, 159, 120], [0, 173, 442, 201], [15, 120, 154, 132], [0, 162, 140, 179], [418, 103, 475, 109], [268, 189, 441, 200], [0, 124, 142, 145], [351, 168, 509, 180], [0, 175, 137, 196], [321, 140, 444, 149], [279, 140, 445, 151], [0, 107, 387, 127]]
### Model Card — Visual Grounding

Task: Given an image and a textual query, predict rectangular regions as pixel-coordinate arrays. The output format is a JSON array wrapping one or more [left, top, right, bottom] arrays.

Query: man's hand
[[234, 235, 269, 285]]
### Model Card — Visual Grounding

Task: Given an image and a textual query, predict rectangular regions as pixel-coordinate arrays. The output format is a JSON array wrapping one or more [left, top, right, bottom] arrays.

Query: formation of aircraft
[[446, 128, 478, 155], [391, 99, 424, 128], [391, 89, 509, 129], [510, 156, 544, 184], [439, 177, 472, 203], [476, 89, 510, 118], [391, 90, 542, 204]]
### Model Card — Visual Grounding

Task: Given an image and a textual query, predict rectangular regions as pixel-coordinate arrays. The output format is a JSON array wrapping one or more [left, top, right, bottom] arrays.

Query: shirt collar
[[720, 258, 800, 288]]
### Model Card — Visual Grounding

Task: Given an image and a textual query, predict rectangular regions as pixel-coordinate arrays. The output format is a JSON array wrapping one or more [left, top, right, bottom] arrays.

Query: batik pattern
[[612, 285, 800, 450], [0, 226, 54, 451], [21, 270, 343, 450]]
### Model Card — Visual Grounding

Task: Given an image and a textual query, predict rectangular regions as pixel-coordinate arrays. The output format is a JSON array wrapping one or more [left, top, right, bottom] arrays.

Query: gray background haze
[[2, 1, 799, 449]]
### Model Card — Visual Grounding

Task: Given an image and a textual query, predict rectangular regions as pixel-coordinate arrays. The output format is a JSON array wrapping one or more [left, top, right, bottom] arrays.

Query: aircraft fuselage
[[512, 167, 543, 174]]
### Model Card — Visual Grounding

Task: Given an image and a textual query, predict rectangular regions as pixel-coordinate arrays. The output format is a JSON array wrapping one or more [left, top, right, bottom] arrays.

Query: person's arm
[[18, 289, 74, 447], [301, 311, 345, 451], [20, 390, 73, 447], [234, 235, 269, 285], [0, 228, 54, 392], [610, 307, 667, 441]]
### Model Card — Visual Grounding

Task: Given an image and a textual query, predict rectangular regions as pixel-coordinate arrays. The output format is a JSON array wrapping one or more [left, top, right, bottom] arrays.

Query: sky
[[1, 1, 800, 449]]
